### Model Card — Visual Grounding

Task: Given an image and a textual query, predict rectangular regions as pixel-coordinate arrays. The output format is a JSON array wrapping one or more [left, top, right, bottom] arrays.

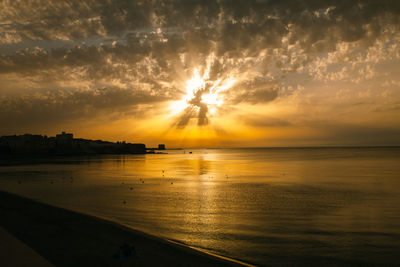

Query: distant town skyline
[[1, 1, 400, 147], [0, 131, 151, 156]]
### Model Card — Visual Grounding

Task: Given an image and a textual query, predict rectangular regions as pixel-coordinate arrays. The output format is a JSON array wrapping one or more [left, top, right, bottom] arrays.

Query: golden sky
[[1, 1, 400, 147]]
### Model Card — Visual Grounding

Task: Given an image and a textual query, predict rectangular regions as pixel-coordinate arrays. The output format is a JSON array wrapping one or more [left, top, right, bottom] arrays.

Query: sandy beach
[[0, 190, 248, 267]]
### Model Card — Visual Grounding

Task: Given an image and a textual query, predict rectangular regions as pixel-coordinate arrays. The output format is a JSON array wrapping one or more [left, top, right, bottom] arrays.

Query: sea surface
[[1, 147, 400, 266]]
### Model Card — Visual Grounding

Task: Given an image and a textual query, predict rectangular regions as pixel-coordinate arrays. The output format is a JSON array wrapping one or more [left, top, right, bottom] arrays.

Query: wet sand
[[0, 190, 248, 267]]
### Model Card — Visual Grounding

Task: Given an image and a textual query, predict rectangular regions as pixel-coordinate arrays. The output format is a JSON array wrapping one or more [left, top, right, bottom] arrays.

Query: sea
[[1, 147, 399, 266]]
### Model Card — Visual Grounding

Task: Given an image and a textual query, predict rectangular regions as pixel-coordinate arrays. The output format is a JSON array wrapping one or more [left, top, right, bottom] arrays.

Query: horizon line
[[168, 145, 400, 149]]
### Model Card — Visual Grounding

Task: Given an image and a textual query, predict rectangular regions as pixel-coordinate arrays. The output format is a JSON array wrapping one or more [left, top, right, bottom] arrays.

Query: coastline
[[0, 190, 251, 267]]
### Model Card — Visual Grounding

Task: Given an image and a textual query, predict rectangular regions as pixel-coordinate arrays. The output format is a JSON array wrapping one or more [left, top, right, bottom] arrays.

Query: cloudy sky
[[1, 0, 400, 147]]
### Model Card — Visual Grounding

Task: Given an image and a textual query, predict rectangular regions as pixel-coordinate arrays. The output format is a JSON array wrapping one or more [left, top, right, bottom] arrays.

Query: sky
[[1, 0, 400, 147]]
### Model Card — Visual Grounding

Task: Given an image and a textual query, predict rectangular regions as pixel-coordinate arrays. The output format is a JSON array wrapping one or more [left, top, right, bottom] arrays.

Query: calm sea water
[[1, 147, 400, 266]]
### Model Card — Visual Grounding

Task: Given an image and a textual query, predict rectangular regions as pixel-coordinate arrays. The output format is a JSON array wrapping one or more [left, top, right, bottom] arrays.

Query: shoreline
[[0, 190, 252, 267], [71, 210, 255, 267]]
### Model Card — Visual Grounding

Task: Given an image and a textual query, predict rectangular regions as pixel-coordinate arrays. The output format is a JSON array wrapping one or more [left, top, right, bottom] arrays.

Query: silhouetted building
[[0, 134, 50, 155], [0, 132, 147, 156], [158, 144, 166, 150], [56, 132, 73, 144]]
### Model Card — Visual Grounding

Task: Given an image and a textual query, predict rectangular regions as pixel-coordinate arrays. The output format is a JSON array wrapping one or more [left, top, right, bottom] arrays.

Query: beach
[[0, 190, 246, 267]]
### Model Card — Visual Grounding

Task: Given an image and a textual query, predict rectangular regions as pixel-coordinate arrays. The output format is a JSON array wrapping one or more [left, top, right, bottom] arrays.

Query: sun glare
[[169, 68, 236, 120], [185, 69, 205, 98]]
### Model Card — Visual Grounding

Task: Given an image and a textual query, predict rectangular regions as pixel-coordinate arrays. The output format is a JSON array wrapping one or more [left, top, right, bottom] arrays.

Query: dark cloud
[[227, 79, 279, 105], [176, 105, 208, 128], [0, 46, 106, 75], [2, 1, 399, 51], [176, 91, 210, 127], [240, 115, 291, 128], [0, 87, 167, 131], [311, 122, 400, 146]]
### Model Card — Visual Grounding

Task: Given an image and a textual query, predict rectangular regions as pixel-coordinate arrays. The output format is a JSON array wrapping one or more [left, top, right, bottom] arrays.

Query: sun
[[169, 68, 236, 120]]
